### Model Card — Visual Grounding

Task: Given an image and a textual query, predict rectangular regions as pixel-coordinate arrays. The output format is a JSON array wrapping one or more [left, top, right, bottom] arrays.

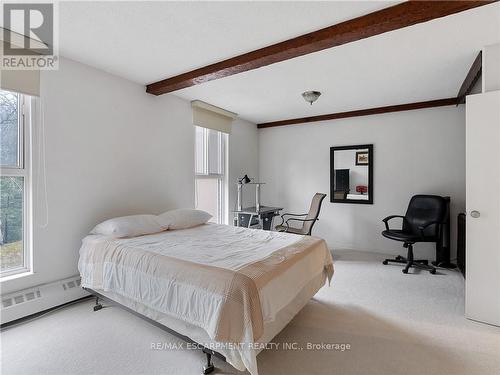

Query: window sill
[[0, 270, 34, 282]]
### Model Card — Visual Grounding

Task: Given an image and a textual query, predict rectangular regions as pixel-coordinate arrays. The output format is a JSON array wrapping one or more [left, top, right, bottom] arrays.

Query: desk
[[233, 206, 283, 230]]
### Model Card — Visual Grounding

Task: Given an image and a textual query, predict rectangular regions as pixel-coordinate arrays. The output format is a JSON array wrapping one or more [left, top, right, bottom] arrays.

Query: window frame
[[194, 126, 228, 224], [0, 92, 32, 279]]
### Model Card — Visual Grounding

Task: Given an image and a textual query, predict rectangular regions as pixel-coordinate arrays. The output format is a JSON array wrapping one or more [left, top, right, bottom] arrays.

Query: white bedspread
[[104, 223, 302, 270]]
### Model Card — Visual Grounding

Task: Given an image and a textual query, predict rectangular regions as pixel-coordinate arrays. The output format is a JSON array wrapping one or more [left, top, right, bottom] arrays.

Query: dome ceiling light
[[302, 91, 321, 105]]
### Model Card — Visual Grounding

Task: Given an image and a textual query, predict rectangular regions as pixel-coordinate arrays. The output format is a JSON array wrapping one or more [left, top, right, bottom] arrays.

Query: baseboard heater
[[1, 275, 89, 324]]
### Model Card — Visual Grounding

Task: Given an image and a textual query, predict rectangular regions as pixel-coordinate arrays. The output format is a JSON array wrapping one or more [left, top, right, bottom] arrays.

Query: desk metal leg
[[257, 215, 263, 230]]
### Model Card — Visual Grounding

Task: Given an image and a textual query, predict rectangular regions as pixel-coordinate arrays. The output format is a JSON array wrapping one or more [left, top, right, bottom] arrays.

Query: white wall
[[228, 118, 259, 222], [259, 106, 465, 259], [2, 57, 259, 295], [483, 43, 500, 92]]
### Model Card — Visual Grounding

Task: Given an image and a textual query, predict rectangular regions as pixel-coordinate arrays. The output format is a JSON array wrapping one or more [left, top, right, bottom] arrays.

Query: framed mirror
[[330, 144, 373, 204]]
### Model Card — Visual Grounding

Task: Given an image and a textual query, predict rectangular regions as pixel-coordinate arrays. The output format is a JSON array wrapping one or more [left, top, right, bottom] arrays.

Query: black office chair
[[381, 195, 448, 274]]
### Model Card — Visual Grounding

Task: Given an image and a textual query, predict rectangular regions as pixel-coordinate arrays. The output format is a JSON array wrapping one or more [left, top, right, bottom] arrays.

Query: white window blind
[[191, 100, 236, 134], [0, 28, 40, 97]]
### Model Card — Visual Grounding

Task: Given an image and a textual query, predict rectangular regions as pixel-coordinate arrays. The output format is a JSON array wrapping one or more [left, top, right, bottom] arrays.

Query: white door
[[465, 90, 500, 326]]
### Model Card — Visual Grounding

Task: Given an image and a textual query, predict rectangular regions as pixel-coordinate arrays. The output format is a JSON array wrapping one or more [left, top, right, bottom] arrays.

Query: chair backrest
[[403, 195, 447, 239], [302, 193, 327, 235]]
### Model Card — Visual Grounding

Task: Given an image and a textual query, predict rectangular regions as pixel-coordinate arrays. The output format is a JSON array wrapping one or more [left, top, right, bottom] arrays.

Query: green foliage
[[0, 90, 24, 270], [0, 241, 22, 271], [0, 176, 24, 244], [0, 90, 19, 167]]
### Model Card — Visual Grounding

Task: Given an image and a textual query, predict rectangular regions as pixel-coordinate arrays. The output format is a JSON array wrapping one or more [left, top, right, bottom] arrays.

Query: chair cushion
[[403, 195, 447, 238], [382, 229, 421, 243], [275, 225, 304, 235]]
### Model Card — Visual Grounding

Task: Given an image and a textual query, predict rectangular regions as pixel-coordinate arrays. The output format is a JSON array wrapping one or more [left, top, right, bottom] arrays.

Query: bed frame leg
[[93, 296, 103, 312], [202, 349, 215, 374]]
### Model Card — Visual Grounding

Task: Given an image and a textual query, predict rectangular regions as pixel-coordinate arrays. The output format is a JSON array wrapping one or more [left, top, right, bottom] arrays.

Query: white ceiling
[[57, 1, 500, 123], [59, 1, 397, 83]]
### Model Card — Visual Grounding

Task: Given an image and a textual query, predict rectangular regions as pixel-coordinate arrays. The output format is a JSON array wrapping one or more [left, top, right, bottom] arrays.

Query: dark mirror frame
[[330, 144, 374, 204]]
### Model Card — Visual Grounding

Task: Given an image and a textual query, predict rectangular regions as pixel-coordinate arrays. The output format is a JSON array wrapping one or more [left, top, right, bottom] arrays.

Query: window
[[195, 126, 227, 224], [0, 90, 31, 278]]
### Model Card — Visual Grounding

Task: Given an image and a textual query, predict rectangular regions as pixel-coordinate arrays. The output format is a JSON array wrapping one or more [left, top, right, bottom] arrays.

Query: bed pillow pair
[[90, 209, 212, 238], [90, 214, 165, 238], [158, 208, 212, 230]]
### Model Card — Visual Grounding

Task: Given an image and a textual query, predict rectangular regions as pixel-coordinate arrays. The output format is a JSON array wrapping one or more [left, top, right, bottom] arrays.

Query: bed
[[78, 223, 333, 375]]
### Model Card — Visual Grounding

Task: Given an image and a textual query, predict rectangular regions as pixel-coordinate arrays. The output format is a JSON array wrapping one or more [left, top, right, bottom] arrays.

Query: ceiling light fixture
[[302, 91, 321, 105]]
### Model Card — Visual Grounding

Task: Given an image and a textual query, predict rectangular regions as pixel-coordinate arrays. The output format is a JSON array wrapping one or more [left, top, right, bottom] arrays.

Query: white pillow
[[90, 214, 165, 238], [158, 209, 212, 230]]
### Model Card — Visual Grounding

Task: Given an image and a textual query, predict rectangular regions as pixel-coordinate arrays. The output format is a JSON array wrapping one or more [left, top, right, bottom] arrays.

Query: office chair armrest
[[278, 213, 308, 226], [285, 218, 317, 225], [382, 215, 406, 231], [418, 221, 443, 239], [281, 218, 318, 233]]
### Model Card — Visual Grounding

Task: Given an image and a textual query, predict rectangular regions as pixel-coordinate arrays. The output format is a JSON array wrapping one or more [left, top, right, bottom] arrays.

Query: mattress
[[78, 223, 333, 375]]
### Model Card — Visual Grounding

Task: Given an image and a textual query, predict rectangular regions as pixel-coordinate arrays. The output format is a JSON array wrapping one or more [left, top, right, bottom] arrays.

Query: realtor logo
[[2, 2, 58, 69]]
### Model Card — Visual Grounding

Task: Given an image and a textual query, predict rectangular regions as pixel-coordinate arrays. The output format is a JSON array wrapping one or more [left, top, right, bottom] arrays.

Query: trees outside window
[[0, 90, 31, 277]]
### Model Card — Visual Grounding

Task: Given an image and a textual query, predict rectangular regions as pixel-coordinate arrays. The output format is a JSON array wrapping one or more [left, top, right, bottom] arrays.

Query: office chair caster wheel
[[402, 269, 408, 274], [430, 268, 436, 274], [396, 255, 403, 261], [382, 260, 388, 265]]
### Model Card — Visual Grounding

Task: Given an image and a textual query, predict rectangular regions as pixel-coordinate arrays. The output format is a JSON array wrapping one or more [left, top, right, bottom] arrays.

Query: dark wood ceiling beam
[[457, 51, 482, 104], [258, 49, 484, 128], [257, 98, 459, 129], [146, 1, 496, 95]]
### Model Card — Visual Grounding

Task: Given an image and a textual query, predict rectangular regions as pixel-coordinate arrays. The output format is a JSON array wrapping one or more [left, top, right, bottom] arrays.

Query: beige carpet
[[1, 250, 499, 375]]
